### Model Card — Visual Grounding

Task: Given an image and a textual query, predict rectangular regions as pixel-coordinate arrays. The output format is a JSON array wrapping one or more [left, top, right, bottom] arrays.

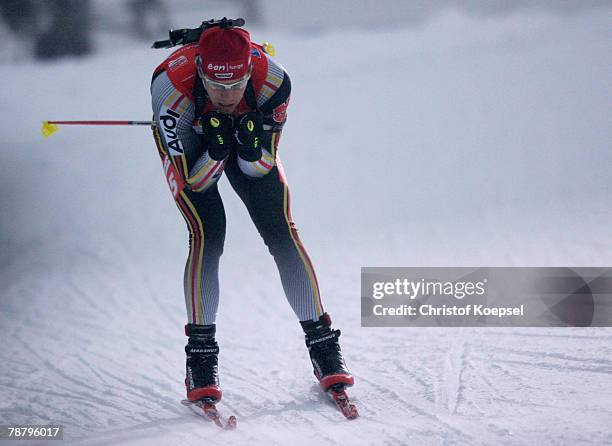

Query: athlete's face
[[202, 69, 251, 115], [206, 84, 247, 115]]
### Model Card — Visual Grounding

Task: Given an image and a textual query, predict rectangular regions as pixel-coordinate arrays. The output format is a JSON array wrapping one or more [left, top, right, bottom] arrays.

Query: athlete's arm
[[236, 62, 291, 178], [151, 70, 225, 193]]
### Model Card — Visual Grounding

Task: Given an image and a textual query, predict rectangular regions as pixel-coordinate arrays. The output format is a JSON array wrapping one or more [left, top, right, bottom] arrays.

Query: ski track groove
[[219, 385, 275, 413], [126, 367, 179, 398], [7, 333, 181, 421], [0, 380, 100, 408], [10, 398, 83, 427], [39, 358, 108, 395], [7, 332, 119, 408], [438, 334, 468, 415], [75, 355, 114, 388], [358, 375, 480, 444], [151, 363, 180, 385], [486, 362, 551, 394], [94, 368, 183, 414], [488, 346, 612, 368], [222, 364, 281, 404], [470, 368, 550, 416], [475, 356, 612, 376], [45, 383, 149, 426], [473, 369, 547, 409], [390, 358, 433, 398], [224, 397, 328, 425], [65, 275, 111, 313], [469, 352, 540, 391]]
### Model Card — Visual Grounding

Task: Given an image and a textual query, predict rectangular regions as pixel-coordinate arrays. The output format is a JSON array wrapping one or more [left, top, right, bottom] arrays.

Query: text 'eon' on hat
[[199, 27, 251, 80]]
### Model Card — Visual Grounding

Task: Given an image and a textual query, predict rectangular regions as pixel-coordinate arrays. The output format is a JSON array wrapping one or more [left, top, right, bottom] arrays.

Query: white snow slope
[[1, 7, 612, 446]]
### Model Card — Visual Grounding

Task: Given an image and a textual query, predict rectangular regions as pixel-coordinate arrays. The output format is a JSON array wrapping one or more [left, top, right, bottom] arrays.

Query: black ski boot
[[301, 313, 354, 391], [184, 323, 222, 402]]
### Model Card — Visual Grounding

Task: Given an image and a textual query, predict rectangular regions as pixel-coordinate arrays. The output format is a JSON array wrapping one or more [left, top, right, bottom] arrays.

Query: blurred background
[[0, 0, 609, 61]]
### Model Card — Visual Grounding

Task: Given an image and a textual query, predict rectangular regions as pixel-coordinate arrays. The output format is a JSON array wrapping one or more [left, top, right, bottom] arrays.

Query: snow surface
[[1, 7, 612, 446]]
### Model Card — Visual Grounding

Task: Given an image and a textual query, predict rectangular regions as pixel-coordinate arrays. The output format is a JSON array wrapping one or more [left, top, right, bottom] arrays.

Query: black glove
[[233, 112, 263, 161], [201, 111, 233, 160]]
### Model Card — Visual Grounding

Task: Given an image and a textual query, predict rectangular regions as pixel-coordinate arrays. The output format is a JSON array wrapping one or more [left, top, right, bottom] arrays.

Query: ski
[[327, 384, 359, 420], [181, 398, 237, 429]]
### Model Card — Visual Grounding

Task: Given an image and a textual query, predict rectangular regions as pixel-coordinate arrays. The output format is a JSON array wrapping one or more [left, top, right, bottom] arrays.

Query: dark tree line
[[0, 0, 92, 59], [0, 0, 262, 61]]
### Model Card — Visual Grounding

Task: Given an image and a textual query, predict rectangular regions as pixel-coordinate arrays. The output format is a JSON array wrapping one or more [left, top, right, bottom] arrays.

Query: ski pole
[[41, 120, 156, 138]]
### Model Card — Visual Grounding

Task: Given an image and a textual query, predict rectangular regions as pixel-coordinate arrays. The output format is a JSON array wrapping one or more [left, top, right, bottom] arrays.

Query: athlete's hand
[[234, 112, 263, 161], [201, 111, 233, 160]]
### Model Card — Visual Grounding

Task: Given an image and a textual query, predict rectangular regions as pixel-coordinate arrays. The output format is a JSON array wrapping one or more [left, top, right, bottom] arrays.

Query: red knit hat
[[198, 27, 251, 80]]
